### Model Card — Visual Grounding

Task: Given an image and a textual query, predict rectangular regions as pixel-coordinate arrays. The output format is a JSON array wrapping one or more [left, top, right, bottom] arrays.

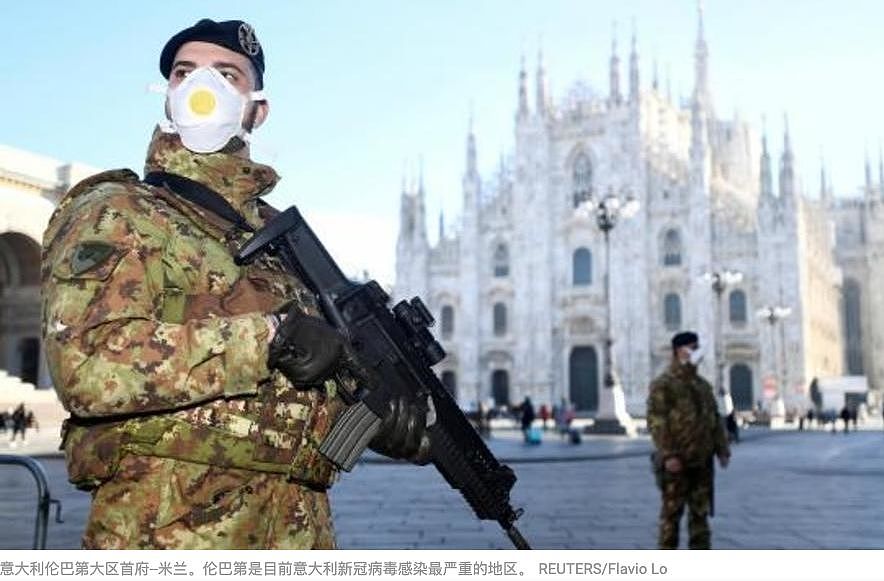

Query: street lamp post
[[756, 305, 792, 419], [577, 189, 640, 435], [701, 270, 744, 415]]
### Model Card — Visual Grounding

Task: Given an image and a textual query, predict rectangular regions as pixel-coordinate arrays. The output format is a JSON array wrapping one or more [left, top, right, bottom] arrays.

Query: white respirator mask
[[160, 66, 265, 153], [688, 346, 705, 366]]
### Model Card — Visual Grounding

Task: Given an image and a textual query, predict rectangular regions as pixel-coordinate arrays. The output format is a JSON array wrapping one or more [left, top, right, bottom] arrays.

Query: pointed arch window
[[493, 243, 510, 277], [572, 247, 593, 286], [662, 229, 683, 266], [729, 290, 748, 325], [441, 305, 454, 339], [844, 278, 864, 374], [664, 293, 682, 331], [493, 302, 508, 336], [572, 153, 593, 208]]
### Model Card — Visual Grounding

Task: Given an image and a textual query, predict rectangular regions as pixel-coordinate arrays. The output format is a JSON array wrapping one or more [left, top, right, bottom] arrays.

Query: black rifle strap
[[144, 171, 255, 233]]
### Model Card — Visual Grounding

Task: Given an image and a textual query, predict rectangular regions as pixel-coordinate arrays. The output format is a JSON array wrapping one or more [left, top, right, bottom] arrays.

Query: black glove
[[268, 308, 346, 386], [369, 394, 433, 465]]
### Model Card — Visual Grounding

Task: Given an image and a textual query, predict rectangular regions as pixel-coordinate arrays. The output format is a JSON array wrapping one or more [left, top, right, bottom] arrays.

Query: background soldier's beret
[[671, 331, 699, 349], [160, 19, 265, 88]]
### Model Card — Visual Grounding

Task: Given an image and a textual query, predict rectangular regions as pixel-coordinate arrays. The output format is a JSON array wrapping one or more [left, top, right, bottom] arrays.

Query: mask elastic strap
[[158, 119, 177, 134], [146, 83, 167, 95], [149, 82, 177, 133], [250, 90, 267, 102]]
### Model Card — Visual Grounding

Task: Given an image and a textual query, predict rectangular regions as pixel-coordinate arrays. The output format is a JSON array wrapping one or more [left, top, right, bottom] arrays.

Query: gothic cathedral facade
[[394, 12, 881, 416]]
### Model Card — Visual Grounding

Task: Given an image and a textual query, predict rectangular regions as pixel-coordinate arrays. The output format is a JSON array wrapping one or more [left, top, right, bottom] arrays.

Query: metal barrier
[[0, 455, 64, 549]]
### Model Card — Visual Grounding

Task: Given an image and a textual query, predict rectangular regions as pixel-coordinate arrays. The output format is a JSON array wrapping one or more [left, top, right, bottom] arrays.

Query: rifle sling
[[144, 171, 255, 234]]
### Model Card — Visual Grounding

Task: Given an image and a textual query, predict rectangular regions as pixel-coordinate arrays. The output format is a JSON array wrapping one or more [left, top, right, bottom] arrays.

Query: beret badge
[[238, 23, 261, 56]]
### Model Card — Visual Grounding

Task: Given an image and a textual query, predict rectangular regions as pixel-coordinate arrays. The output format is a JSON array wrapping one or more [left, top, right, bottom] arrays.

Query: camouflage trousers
[[657, 465, 713, 549], [82, 454, 336, 549]]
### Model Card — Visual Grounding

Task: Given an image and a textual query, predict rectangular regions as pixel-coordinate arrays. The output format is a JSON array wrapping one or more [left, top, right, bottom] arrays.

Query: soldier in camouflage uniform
[[41, 19, 428, 549], [646, 331, 731, 549]]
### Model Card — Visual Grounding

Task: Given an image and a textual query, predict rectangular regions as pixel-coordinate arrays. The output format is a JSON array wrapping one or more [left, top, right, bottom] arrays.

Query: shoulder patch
[[70, 241, 117, 276]]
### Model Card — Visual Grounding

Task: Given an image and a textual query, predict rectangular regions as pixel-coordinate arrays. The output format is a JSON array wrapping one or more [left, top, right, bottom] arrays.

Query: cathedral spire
[[652, 59, 659, 92], [760, 121, 773, 198], [466, 112, 478, 179], [418, 155, 425, 198], [609, 22, 622, 106], [878, 141, 883, 198], [779, 114, 795, 200], [416, 156, 427, 241], [409, 162, 417, 196], [536, 47, 548, 115], [783, 114, 792, 155], [820, 154, 831, 205], [864, 146, 872, 198], [398, 161, 415, 240], [690, 88, 709, 167], [629, 20, 640, 103], [462, 111, 482, 222], [401, 161, 408, 196], [517, 54, 529, 119], [693, 0, 711, 108], [438, 207, 445, 241]]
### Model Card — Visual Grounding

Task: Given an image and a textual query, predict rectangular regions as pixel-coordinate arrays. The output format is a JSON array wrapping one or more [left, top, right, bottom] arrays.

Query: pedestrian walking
[[647, 331, 731, 550], [564, 404, 575, 428], [725, 411, 740, 443], [25, 410, 38, 433], [539, 404, 550, 430], [9, 403, 27, 446], [840, 406, 850, 433], [519, 397, 537, 443], [553, 399, 568, 439]]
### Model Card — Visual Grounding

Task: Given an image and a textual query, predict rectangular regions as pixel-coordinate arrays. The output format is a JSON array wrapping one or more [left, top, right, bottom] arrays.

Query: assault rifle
[[235, 207, 530, 550]]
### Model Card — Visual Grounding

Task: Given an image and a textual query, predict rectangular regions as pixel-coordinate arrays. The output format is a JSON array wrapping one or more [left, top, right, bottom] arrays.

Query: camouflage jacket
[[41, 130, 346, 489], [646, 361, 730, 467]]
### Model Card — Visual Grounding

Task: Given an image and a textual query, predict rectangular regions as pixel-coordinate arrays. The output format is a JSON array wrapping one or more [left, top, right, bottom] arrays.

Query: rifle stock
[[236, 207, 530, 549]]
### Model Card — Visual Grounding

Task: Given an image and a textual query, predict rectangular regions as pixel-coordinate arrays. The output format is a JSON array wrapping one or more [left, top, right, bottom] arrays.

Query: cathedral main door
[[569, 346, 599, 412], [730, 364, 754, 411], [491, 370, 510, 407]]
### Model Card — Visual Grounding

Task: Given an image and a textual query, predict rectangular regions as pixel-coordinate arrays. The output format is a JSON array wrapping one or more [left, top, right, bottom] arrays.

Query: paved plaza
[[0, 424, 883, 550]]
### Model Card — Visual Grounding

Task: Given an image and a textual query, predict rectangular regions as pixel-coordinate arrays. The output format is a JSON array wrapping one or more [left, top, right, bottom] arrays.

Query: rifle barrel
[[505, 525, 531, 550]]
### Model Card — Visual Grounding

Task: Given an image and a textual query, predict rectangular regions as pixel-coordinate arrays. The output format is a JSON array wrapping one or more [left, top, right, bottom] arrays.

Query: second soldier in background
[[647, 331, 731, 549]]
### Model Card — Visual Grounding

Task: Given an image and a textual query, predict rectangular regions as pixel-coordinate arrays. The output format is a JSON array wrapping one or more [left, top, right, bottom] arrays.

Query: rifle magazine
[[319, 401, 382, 471]]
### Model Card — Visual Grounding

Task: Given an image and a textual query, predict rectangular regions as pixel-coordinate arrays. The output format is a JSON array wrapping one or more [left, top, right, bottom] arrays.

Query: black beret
[[671, 331, 699, 349], [160, 19, 265, 88]]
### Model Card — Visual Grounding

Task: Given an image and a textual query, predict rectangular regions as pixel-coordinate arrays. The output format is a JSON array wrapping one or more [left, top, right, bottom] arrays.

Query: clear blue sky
[[2, 1, 882, 285]]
